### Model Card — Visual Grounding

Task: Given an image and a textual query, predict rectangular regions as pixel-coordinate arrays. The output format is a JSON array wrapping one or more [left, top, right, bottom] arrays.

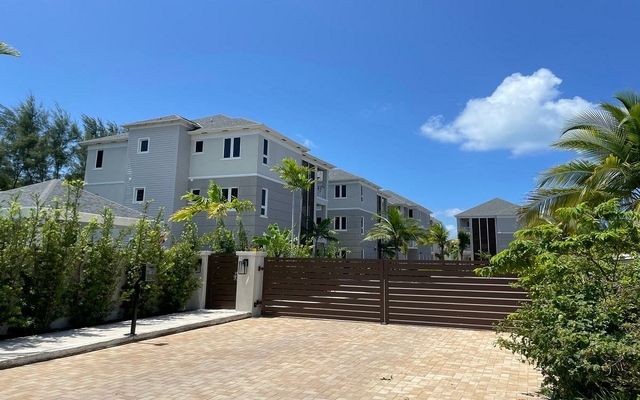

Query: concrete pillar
[[235, 251, 266, 317], [186, 251, 211, 310]]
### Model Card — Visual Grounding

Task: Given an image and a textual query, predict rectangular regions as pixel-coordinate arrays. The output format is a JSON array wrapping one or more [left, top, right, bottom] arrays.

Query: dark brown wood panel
[[205, 253, 237, 309], [261, 258, 525, 330]]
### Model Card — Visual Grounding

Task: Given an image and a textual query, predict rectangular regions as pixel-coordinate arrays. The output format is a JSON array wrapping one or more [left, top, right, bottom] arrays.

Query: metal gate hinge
[[254, 299, 262, 307], [258, 265, 264, 271]]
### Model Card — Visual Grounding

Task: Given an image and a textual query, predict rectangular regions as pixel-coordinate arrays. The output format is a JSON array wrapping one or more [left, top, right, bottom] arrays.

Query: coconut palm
[[457, 230, 470, 260], [0, 42, 20, 57], [271, 158, 314, 248], [169, 180, 254, 222], [302, 217, 338, 257], [420, 222, 451, 260], [363, 207, 425, 259], [521, 91, 640, 226]]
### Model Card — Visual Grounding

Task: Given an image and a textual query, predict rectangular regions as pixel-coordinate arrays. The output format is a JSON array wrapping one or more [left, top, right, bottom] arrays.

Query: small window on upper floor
[[334, 184, 347, 198], [221, 187, 239, 202], [191, 189, 201, 196], [360, 186, 364, 202], [223, 137, 241, 159], [409, 209, 414, 218], [194, 140, 204, 153], [95, 150, 104, 169], [138, 138, 149, 154], [334, 216, 347, 231], [260, 188, 268, 217], [133, 187, 145, 203], [262, 138, 269, 165]]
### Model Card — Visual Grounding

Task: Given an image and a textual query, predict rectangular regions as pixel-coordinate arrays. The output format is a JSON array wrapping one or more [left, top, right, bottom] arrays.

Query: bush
[[157, 221, 202, 313], [477, 200, 640, 399]]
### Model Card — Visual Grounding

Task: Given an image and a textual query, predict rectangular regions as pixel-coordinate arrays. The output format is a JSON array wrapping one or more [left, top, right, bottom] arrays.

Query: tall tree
[[302, 217, 338, 257], [420, 222, 451, 260], [0, 42, 20, 57], [521, 91, 640, 226], [363, 207, 425, 259], [271, 158, 314, 249], [0, 94, 50, 188], [47, 104, 80, 179], [457, 230, 470, 260]]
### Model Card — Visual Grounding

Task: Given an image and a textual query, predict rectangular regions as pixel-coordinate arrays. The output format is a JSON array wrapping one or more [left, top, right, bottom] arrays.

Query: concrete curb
[[0, 312, 250, 370]]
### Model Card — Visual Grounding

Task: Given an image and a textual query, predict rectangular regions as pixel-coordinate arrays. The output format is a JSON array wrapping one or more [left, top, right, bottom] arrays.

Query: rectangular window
[[360, 186, 364, 202], [223, 137, 241, 159], [260, 188, 268, 217], [409, 209, 414, 218], [194, 140, 204, 153], [335, 216, 347, 231], [95, 150, 104, 169], [334, 184, 347, 198], [361, 249, 365, 259], [340, 250, 347, 259], [133, 187, 145, 203], [262, 139, 269, 165], [221, 187, 239, 201], [360, 216, 365, 235], [138, 138, 149, 154], [191, 189, 201, 196]]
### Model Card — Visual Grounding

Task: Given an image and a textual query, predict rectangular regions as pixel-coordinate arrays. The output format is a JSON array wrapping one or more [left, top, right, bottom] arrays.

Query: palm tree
[[363, 207, 425, 259], [0, 42, 20, 57], [420, 222, 450, 260], [457, 230, 470, 260], [170, 180, 254, 222], [271, 158, 314, 249], [302, 217, 338, 257], [521, 91, 640, 226]]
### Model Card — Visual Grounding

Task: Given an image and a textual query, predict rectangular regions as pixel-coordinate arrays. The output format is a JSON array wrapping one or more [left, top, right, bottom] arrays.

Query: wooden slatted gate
[[205, 253, 238, 309], [262, 258, 526, 329]]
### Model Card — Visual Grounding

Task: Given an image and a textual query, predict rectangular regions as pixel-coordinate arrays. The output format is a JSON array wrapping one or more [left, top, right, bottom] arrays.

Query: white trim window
[[190, 188, 201, 196], [262, 138, 269, 165], [221, 187, 239, 202], [194, 140, 204, 154], [409, 209, 414, 218], [360, 186, 364, 202], [334, 184, 347, 198], [334, 216, 347, 231], [360, 216, 365, 235], [138, 138, 149, 154], [223, 137, 241, 159], [361, 249, 365, 259], [95, 150, 104, 169], [133, 187, 145, 203], [260, 188, 268, 217], [340, 250, 347, 259]]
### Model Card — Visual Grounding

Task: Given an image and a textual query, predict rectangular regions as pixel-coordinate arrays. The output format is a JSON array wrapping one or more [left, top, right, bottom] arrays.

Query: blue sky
[[2, 0, 639, 234]]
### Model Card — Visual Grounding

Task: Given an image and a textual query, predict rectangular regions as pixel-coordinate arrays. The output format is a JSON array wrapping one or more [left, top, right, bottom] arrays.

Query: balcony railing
[[317, 185, 327, 200]]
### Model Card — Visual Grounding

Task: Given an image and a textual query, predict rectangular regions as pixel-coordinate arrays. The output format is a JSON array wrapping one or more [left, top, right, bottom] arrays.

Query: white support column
[[235, 251, 266, 317], [186, 251, 211, 310]]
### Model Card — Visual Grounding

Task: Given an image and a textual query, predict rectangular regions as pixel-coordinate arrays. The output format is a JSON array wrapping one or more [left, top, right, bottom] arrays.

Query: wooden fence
[[262, 258, 526, 330]]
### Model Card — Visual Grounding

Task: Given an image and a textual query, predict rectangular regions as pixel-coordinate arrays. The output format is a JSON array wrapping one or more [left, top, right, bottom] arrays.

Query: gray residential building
[[455, 198, 520, 260], [379, 190, 433, 260], [81, 114, 334, 240], [327, 169, 389, 259]]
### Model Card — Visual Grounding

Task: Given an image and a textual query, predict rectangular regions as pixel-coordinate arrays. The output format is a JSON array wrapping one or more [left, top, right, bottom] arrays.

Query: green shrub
[[157, 221, 202, 313], [477, 200, 640, 399], [211, 218, 235, 254], [67, 208, 128, 327]]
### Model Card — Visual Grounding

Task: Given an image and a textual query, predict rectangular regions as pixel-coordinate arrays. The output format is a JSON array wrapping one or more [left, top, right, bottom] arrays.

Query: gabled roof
[[455, 198, 519, 218], [329, 169, 380, 189], [122, 114, 200, 129], [380, 190, 431, 214], [79, 133, 130, 146], [0, 180, 141, 221], [191, 114, 260, 131], [302, 154, 335, 170]]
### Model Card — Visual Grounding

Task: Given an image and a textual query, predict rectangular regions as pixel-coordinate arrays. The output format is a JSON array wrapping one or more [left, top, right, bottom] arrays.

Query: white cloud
[[296, 134, 316, 149], [445, 224, 456, 233], [434, 208, 463, 218], [420, 68, 596, 155]]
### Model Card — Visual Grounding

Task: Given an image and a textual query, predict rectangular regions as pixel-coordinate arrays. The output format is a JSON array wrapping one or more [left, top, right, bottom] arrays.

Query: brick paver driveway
[[0, 318, 542, 399]]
